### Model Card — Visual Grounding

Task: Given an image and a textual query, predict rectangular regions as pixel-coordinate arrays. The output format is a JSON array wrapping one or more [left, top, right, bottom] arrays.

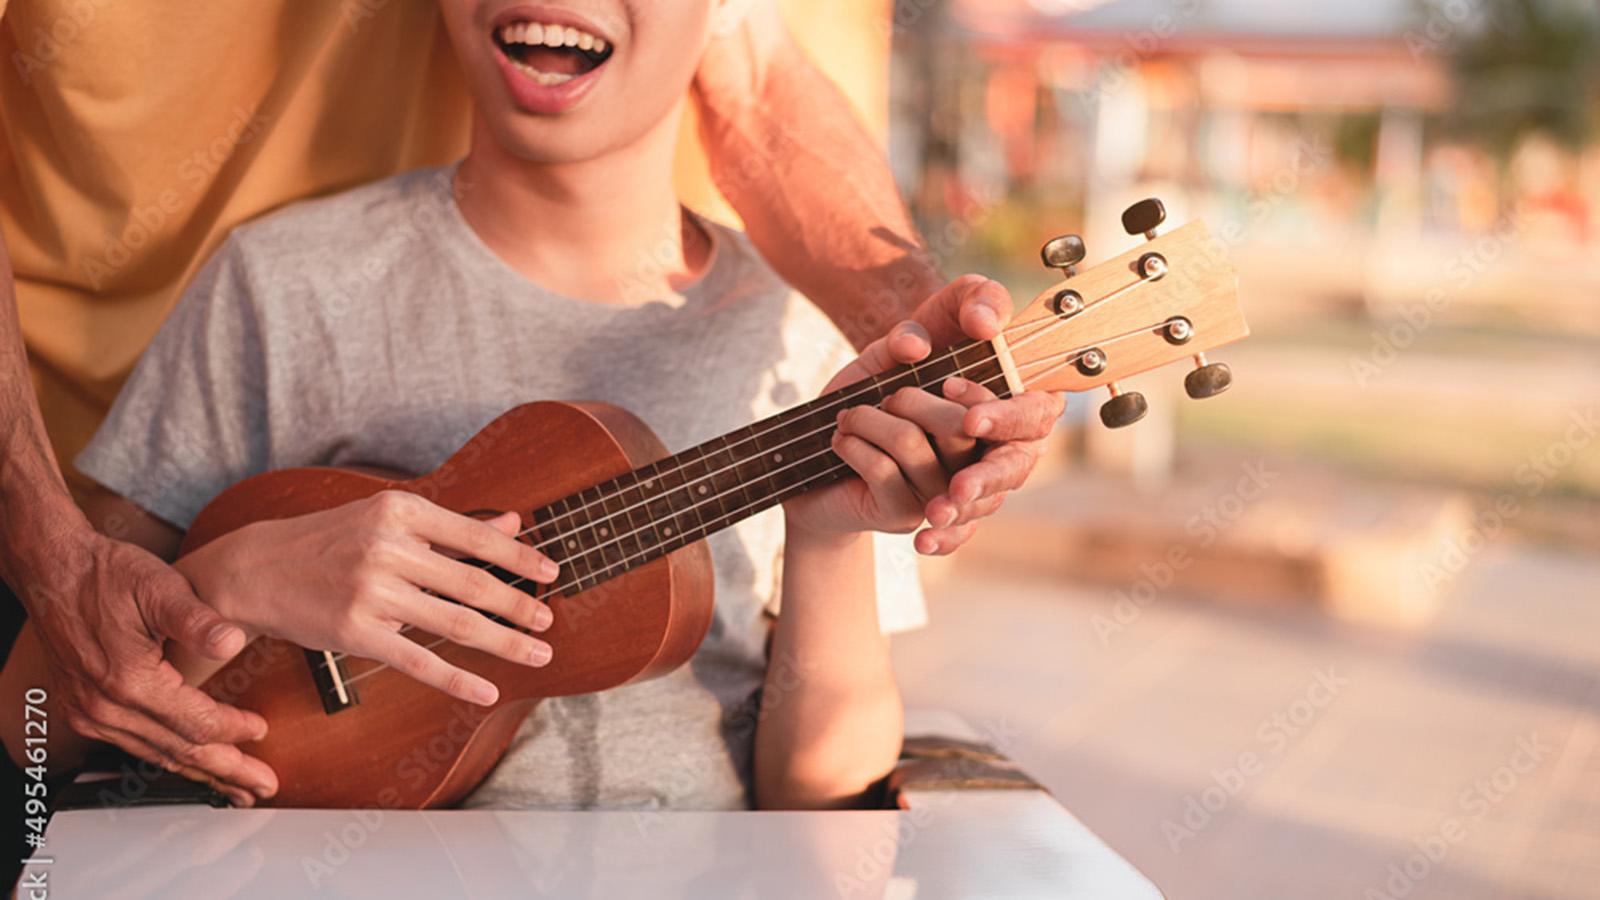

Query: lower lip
[[493, 46, 606, 115]]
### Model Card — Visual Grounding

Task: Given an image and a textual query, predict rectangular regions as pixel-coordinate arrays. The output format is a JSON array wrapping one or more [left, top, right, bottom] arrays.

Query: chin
[[477, 116, 628, 166]]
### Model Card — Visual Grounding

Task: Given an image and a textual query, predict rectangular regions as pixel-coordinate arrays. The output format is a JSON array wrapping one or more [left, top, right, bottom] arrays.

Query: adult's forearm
[[0, 228, 94, 599], [695, 13, 943, 349], [755, 523, 903, 809]]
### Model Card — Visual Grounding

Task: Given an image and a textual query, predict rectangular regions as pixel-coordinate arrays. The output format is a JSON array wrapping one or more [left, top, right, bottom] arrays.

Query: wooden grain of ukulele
[[183, 200, 1248, 808]]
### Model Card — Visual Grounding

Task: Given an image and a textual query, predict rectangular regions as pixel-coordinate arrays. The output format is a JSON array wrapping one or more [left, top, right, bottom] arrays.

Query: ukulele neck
[[537, 339, 1011, 594]]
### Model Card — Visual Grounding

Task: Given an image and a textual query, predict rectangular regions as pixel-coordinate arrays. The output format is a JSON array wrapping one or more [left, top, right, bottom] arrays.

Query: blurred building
[[892, 0, 1599, 331]]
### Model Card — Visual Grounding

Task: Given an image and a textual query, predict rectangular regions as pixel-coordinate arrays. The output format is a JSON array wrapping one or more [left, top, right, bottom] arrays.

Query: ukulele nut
[[1076, 347, 1107, 376], [1137, 252, 1168, 281], [1163, 316, 1194, 345], [1049, 289, 1085, 319]]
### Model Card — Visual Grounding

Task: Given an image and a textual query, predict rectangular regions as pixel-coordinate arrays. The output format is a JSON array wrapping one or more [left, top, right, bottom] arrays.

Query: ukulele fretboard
[[531, 339, 1009, 595]]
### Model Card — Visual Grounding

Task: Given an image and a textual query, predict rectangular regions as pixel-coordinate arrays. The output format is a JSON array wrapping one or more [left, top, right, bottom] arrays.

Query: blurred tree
[[1441, 0, 1600, 159]]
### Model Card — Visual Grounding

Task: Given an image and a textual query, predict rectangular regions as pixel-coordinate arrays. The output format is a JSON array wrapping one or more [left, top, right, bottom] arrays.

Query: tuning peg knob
[[1041, 234, 1086, 275], [1122, 198, 1166, 239], [1099, 385, 1148, 429], [1184, 355, 1233, 400]]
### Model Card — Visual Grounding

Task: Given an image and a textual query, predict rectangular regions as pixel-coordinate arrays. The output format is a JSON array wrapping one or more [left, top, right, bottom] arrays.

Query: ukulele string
[[479, 311, 1173, 610], [495, 270, 1146, 562], [1012, 318, 1188, 385], [337, 375, 1020, 690], [507, 264, 1155, 551], [330, 365, 1014, 679], [502, 283, 1125, 557], [492, 312, 1066, 551], [502, 311, 1174, 602], [332, 273, 1159, 678]]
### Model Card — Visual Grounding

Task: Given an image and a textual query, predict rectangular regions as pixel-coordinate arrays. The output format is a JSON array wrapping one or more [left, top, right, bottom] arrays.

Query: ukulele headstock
[[996, 198, 1248, 428]]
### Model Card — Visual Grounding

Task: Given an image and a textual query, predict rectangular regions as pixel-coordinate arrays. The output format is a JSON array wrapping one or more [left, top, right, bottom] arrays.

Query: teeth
[[512, 60, 575, 86], [499, 19, 607, 51]]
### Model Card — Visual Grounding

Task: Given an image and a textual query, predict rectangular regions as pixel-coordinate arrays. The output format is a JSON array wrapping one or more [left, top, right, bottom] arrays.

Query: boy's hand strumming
[[176, 491, 560, 708]]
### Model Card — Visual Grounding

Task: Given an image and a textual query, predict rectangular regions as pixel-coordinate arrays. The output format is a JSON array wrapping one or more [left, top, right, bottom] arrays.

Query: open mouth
[[492, 20, 614, 87]]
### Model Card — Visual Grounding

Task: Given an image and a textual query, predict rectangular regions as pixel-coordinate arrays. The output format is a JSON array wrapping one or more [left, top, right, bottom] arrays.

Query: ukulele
[[184, 200, 1248, 808]]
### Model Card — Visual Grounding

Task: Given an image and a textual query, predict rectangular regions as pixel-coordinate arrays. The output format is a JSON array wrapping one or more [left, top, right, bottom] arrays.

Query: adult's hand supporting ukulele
[[830, 275, 1067, 554], [0, 229, 275, 805], [175, 491, 559, 709]]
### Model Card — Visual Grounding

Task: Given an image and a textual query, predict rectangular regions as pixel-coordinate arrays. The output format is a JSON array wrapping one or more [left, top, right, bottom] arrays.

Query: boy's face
[[438, 1, 717, 164]]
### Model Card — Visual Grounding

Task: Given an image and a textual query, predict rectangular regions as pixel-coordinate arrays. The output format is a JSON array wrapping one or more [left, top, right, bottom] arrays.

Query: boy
[[3, 0, 1052, 810]]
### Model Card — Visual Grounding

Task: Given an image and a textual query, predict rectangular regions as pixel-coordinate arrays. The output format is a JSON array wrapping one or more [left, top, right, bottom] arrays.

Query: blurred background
[[865, 0, 1599, 897]]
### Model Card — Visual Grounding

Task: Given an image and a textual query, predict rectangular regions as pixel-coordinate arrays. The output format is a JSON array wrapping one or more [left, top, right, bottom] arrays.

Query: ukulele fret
[[527, 339, 1015, 597]]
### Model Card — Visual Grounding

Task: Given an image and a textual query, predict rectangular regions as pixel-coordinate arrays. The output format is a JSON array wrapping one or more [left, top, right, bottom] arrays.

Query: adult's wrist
[[0, 483, 97, 609]]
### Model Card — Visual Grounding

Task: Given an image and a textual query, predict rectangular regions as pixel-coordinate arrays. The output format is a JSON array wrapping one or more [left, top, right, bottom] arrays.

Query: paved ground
[[893, 542, 1600, 900]]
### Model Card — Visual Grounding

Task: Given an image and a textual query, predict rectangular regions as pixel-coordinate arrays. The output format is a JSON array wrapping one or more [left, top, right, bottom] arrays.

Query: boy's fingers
[[409, 499, 558, 585], [881, 387, 977, 470], [837, 406, 949, 503], [831, 432, 924, 527], [393, 589, 553, 672], [405, 550, 555, 633], [373, 631, 501, 706]]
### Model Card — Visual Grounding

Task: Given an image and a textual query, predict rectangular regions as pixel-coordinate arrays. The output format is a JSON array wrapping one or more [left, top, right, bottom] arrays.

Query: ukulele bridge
[[305, 648, 360, 714]]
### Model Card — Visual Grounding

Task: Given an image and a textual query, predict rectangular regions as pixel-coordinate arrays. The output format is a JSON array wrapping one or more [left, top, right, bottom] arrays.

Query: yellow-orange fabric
[[0, 0, 889, 495]]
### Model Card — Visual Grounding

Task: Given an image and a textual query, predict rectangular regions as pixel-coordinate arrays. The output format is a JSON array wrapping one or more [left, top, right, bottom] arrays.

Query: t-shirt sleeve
[[74, 238, 271, 530]]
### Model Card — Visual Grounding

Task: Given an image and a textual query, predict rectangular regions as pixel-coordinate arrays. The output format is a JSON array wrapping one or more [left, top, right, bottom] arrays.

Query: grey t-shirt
[[76, 166, 924, 810]]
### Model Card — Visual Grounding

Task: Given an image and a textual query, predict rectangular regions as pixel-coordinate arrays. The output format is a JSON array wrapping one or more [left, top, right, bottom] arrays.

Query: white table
[[26, 790, 1161, 898]]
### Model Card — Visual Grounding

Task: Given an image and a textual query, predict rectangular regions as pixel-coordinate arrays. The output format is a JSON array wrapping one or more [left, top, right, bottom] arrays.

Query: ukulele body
[[182, 401, 716, 809]]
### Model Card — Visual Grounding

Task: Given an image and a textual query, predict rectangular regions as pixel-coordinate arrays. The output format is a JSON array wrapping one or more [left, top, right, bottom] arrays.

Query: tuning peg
[[1183, 354, 1233, 400], [1121, 198, 1166, 239], [1098, 384, 1148, 429], [1040, 234, 1086, 276]]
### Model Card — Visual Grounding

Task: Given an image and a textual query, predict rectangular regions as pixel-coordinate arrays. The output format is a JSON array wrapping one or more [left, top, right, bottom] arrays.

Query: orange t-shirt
[[0, 0, 889, 495], [2, 1, 471, 490]]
